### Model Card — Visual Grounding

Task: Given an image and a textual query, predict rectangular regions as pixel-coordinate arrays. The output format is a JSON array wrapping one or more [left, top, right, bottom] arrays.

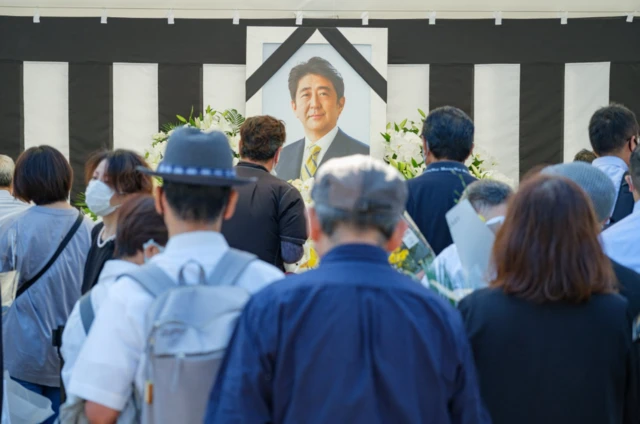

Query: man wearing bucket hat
[[67, 128, 284, 423], [206, 155, 490, 424]]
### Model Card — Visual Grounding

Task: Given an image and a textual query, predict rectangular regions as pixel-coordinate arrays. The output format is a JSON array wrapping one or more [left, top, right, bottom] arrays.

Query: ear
[[291, 100, 297, 112], [143, 243, 161, 260], [626, 174, 636, 193], [274, 147, 282, 165], [238, 139, 243, 157], [386, 219, 409, 253], [308, 207, 322, 243], [337, 97, 346, 114], [466, 143, 475, 161], [154, 186, 164, 215], [223, 189, 238, 220]]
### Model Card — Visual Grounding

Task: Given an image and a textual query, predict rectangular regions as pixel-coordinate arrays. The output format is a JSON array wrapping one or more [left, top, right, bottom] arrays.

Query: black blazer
[[610, 172, 634, 225], [275, 128, 369, 181], [459, 288, 639, 424], [611, 258, 640, 324]]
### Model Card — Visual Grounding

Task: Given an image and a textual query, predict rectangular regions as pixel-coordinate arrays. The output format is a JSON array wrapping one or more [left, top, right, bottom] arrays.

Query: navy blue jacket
[[205, 244, 490, 424], [407, 162, 477, 255]]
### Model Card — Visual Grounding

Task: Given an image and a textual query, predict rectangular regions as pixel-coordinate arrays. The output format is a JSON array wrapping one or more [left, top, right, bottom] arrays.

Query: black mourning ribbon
[[246, 27, 388, 103]]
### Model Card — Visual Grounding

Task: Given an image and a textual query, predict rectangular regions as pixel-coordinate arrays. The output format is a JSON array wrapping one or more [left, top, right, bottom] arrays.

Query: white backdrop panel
[[387, 65, 430, 125], [564, 62, 610, 161], [203, 65, 246, 115], [23, 62, 69, 159], [474, 64, 521, 182], [113, 63, 158, 155]]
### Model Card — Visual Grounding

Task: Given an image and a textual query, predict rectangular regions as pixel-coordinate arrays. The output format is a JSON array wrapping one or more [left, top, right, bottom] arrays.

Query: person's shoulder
[[458, 287, 505, 314], [239, 258, 286, 294], [281, 138, 304, 153], [91, 221, 104, 238]]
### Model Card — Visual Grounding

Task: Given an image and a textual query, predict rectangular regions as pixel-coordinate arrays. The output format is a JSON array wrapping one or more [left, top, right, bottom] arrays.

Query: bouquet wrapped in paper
[[389, 212, 476, 305]]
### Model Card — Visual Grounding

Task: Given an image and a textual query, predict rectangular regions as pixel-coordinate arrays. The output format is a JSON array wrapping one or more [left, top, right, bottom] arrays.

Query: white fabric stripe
[[473, 64, 521, 183], [387, 65, 429, 125], [563, 62, 610, 162], [203, 65, 246, 115], [113, 63, 158, 155], [23, 62, 69, 159]]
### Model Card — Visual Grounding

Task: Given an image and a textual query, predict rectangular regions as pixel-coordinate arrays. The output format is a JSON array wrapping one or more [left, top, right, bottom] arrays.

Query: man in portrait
[[275, 57, 369, 181]]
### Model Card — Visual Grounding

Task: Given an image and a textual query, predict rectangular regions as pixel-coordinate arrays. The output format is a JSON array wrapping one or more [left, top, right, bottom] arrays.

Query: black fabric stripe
[[429, 64, 474, 119], [158, 64, 203, 129], [69, 63, 113, 199], [318, 28, 387, 102], [610, 63, 640, 121], [0, 61, 23, 161], [519, 64, 565, 178], [2, 17, 640, 65], [246, 27, 316, 101]]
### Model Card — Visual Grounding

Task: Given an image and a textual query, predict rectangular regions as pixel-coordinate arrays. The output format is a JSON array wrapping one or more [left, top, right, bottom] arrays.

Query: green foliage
[[73, 192, 98, 222]]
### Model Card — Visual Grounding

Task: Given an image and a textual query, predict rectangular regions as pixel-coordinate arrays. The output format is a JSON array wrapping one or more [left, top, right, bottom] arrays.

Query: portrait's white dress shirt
[[593, 156, 628, 208], [602, 200, 640, 274], [303, 126, 339, 169]]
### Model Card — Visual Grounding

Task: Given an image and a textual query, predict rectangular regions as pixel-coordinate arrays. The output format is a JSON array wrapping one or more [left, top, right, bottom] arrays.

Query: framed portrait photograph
[[246, 27, 388, 181]]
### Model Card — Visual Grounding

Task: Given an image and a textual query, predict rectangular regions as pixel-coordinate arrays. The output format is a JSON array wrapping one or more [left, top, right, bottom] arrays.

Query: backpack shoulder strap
[[79, 292, 95, 334], [120, 263, 175, 298], [207, 248, 257, 287]]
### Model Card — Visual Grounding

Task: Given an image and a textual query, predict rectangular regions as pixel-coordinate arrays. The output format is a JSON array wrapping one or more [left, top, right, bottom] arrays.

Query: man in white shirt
[[276, 57, 369, 181], [432, 179, 513, 292], [589, 104, 640, 224], [602, 146, 640, 274], [0, 154, 29, 219], [68, 128, 285, 423]]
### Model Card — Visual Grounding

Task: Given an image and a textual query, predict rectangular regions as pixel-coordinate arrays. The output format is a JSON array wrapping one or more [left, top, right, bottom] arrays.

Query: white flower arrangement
[[285, 178, 318, 274], [146, 106, 245, 169]]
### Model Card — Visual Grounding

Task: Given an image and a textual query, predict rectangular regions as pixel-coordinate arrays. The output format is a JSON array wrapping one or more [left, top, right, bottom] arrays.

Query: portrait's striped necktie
[[302, 145, 322, 180]]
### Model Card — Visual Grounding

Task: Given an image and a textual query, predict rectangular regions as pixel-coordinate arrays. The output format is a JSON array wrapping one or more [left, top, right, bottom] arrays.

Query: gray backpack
[[59, 248, 257, 424]]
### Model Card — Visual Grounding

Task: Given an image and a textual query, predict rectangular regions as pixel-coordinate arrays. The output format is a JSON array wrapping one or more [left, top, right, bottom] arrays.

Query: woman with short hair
[[459, 174, 638, 424], [0, 145, 94, 424], [81, 149, 153, 294]]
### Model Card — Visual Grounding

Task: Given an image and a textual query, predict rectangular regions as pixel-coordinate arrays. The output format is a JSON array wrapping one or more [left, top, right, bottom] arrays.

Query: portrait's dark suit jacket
[[275, 128, 369, 181]]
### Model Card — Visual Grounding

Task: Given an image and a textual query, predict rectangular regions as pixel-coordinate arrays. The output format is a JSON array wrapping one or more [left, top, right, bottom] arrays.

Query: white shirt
[[593, 156, 628, 210], [602, 200, 640, 274], [68, 231, 284, 411], [303, 126, 339, 168], [61, 259, 139, 389], [0, 190, 30, 221]]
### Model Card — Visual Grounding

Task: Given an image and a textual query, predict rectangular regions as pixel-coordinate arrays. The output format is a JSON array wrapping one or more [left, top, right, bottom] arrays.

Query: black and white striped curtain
[[1, 17, 639, 196]]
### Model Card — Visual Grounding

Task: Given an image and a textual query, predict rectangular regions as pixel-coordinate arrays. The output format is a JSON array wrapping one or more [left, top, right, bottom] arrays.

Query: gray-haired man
[[206, 155, 490, 424], [432, 179, 514, 291], [0, 154, 29, 220]]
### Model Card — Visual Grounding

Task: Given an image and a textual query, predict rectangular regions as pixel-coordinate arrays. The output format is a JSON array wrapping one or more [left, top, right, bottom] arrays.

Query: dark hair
[[573, 149, 597, 163], [114, 194, 168, 258], [162, 181, 231, 223], [288, 57, 345, 102], [629, 145, 640, 189], [240, 116, 286, 162], [588, 103, 639, 156], [13, 145, 73, 205], [85, 149, 153, 195], [491, 175, 615, 303], [422, 106, 474, 162]]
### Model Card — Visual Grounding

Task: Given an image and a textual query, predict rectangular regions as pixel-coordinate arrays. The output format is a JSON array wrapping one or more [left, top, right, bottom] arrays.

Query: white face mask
[[85, 180, 117, 217], [143, 239, 166, 263]]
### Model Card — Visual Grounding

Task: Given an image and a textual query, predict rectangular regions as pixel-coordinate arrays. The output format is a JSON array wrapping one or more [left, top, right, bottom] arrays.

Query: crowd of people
[[0, 102, 639, 424]]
